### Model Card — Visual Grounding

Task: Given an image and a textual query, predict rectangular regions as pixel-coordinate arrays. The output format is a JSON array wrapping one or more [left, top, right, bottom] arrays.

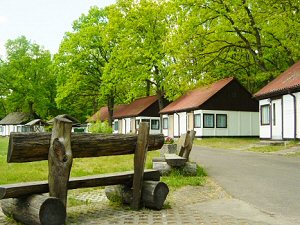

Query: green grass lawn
[[194, 137, 299, 153], [194, 137, 259, 150]]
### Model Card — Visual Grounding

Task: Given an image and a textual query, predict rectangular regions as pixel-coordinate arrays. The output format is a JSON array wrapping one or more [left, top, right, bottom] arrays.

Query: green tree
[[106, 0, 175, 108], [54, 7, 124, 124], [169, 0, 300, 93], [0, 36, 56, 118]]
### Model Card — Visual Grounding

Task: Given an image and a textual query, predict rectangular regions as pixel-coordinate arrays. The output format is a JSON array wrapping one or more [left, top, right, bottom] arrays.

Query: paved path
[[191, 146, 300, 225]]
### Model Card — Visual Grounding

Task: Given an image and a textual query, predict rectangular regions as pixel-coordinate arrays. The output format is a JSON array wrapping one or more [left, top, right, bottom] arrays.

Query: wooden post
[[48, 117, 73, 207], [131, 122, 149, 210], [0, 195, 66, 225], [182, 130, 196, 160]]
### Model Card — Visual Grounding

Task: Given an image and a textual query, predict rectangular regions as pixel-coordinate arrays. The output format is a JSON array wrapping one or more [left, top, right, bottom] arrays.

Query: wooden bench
[[152, 130, 196, 175], [0, 118, 168, 225]]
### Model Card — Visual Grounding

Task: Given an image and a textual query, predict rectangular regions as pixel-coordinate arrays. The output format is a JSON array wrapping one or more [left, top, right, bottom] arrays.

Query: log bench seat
[[0, 119, 169, 225], [153, 130, 196, 175]]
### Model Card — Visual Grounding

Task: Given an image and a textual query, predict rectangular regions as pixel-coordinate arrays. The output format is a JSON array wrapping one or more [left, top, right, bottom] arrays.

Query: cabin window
[[0, 126, 2, 132], [216, 114, 227, 128], [17, 126, 22, 132], [114, 121, 119, 131], [194, 114, 201, 128], [163, 118, 168, 129], [203, 114, 214, 128], [151, 119, 160, 130], [135, 119, 140, 129], [261, 105, 270, 125]]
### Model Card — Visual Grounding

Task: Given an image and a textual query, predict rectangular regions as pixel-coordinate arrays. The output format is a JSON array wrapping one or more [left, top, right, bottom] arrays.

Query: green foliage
[[0, 36, 58, 118], [88, 121, 113, 134], [168, 0, 300, 93], [1, 0, 299, 122]]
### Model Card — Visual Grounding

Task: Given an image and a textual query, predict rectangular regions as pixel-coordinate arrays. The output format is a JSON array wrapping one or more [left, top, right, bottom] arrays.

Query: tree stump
[[0, 194, 66, 225]]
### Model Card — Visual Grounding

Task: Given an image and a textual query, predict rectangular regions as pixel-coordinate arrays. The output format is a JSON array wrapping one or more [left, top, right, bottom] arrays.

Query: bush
[[89, 121, 113, 134]]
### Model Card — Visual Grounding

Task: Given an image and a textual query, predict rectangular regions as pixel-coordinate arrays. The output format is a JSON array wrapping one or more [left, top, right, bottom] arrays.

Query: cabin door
[[271, 99, 282, 140]]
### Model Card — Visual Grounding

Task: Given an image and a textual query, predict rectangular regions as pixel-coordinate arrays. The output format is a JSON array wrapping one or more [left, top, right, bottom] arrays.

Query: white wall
[[173, 112, 187, 137], [135, 116, 161, 134], [259, 99, 271, 139], [282, 94, 296, 139], [193, 110, 202, 137], [259, 92, 300, 140], [164, 109, 259, 138], [200, 110, 259, 137], [297, 92, 300, 139], [162, 115, 169, 137]]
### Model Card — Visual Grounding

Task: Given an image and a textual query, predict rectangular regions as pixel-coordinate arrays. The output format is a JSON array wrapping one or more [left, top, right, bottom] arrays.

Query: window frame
[[216, 114, 227, 128], [203, 113, 215, 128], [261, 104, 270, 125], [162, 117, 168, 129], [194, 113, 201, 128], [150, 119, 160, 130], [114, 121, 119, 131]]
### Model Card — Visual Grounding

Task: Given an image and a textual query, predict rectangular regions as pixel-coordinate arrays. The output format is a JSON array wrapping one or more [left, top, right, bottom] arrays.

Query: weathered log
[[152, 161, 171, 175], [105, 181, 169, 210], [181, 162, 198, 176], [132, 122, 149, 210], [153, 161, 197, 176], [0, 194, 66, 225], [0, 170, 160, 200], [8, 133, 164, 163], [141, 181, 169, 210], [48, 117, 73, 207], [164, 154, 187, 167]]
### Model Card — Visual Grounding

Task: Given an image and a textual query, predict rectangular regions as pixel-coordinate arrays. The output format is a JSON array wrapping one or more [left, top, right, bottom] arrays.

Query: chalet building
[[0, 112, 40, 136], [160, 77, 259, 138], [254, 60, 300, 140], [113, 95, 162, 134]]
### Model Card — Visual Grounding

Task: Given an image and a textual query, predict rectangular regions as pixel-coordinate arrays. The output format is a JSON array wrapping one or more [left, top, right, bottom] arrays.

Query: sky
[[0, 0, 116, 58]]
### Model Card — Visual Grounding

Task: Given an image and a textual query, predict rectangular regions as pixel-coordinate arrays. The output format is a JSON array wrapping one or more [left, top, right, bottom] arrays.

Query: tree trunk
[[105, 181, 169, 210], [107, 95, 114, 127], [0, 195, 66, 225], [8, 133, 164, 163], [48, 117, 73, 207]]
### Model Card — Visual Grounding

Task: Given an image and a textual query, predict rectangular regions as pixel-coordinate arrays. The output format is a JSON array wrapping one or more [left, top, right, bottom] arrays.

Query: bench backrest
[[177, 130, 196, 160], [8, 131, 164, 163]]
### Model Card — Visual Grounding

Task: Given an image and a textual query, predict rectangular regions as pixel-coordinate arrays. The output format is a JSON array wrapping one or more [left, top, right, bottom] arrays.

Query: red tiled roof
[[255, 60, 300, 99], [87, 104, 127, 122], [114, 95, 159, 118], [160, 77, 235, 114]]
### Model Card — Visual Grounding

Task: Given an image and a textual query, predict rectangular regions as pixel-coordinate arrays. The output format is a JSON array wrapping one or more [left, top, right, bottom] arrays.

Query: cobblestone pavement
[[0, 178, 274, 225]]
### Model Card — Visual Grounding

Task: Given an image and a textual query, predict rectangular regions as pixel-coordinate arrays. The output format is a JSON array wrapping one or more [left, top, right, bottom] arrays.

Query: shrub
[[89, 121, 113, 134]]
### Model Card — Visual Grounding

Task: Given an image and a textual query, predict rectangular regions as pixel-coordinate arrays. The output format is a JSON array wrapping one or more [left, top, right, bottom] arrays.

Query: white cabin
[[255, 60, 300, 140]]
